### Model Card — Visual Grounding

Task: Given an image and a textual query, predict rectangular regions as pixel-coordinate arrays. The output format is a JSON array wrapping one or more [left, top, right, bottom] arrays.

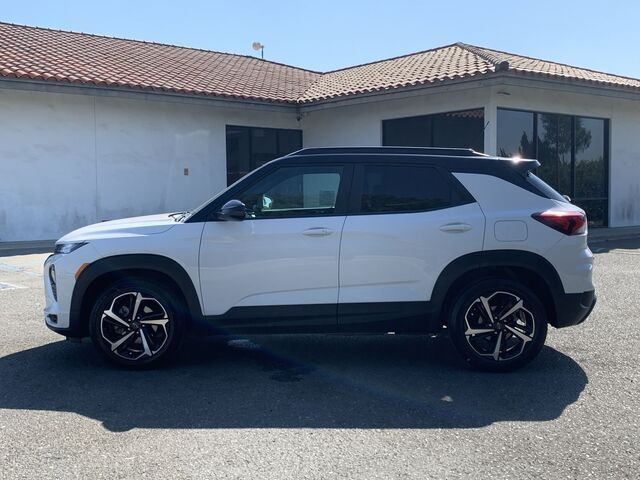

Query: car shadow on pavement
[[0, 335, 587, 432]]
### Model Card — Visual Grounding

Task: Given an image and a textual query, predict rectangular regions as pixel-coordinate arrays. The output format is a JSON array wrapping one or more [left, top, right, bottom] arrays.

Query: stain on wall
[[617, 184, 640, 224]]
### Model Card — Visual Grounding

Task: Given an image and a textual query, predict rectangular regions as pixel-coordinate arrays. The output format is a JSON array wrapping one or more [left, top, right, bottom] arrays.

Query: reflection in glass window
[[575, 118, 606, 198], [226, 126, 302, 186], [497, 109, 534, 158], [497, 108, 609, 227], [537, 113, 572, 197], [574, 117, 607, 226], [383, 109, 484, 152]]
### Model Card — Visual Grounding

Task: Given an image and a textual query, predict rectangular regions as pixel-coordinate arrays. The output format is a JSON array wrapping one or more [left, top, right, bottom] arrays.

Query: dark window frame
[[226, 125, 303, 186], [497, 107, 610, 227]]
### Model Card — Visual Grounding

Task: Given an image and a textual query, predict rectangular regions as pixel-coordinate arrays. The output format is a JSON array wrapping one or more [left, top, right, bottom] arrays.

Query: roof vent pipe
[[495, 60, 510, 72]]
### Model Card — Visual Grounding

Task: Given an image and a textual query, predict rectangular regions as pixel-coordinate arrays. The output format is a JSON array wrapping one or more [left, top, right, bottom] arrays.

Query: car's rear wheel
[[448, 278, 547, 372], [89, 278, 184, 368]]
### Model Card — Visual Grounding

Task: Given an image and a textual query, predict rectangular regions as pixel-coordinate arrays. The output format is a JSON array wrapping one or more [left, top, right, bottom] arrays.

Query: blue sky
[[3, 0, 640, 77]]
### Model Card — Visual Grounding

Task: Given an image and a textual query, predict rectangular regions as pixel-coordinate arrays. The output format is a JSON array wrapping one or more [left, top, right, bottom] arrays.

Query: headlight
[[54, 242, 88, 254]]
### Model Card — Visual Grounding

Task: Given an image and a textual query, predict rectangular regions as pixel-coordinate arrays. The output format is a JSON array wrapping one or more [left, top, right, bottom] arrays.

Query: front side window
[[237, 166, 343, 218], [359, 165, 452, 213]]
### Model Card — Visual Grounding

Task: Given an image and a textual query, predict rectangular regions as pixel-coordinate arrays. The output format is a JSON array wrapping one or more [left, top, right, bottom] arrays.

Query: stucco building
[[1, 22, 639, 241]]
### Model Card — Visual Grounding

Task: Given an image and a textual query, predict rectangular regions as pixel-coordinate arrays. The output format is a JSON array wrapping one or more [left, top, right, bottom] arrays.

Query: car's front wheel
[[448, 278, 548, 372], [89, 278, 184, 368]]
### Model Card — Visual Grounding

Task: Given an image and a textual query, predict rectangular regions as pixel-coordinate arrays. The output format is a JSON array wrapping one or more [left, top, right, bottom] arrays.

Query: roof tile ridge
[[318, 43, 462, 75], [456, 42, 510, 72], [295, 42, 464, 102], [469, 43, 640, 83]]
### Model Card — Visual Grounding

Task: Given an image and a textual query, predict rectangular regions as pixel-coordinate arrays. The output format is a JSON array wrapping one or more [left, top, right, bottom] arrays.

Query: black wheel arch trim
[[430, 249, 569, 328], [67, 254, 203, 337]]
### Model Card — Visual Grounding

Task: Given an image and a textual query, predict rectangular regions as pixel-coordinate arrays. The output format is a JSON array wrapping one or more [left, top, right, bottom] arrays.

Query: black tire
[[448, 278, 548, 372], [89, 278, 185, 368]]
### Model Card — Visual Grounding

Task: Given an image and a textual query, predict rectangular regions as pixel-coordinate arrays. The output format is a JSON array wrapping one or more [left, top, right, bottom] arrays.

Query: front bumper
[[553, 290, 596, 328], [43, 250, 94, 338], [43, 254, 70, 332]]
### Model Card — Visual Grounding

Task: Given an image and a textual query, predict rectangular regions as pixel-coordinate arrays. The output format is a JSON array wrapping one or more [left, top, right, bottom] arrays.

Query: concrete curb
[[0, 240, 55, 256], [588, 227, 640, 244], [0, 240, 55, 251]]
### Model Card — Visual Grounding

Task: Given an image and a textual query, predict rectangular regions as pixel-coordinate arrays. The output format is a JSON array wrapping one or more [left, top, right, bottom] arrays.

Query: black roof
[[284, 146, 540, 174], [289, 146, 487, 157]]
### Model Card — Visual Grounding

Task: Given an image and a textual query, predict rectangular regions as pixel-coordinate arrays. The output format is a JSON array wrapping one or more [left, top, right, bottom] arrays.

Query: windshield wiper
[[169, 211, 189, 222]]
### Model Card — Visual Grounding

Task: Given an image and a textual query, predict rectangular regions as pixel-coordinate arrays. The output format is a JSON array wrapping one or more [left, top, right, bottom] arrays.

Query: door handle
[[302, 227, 333, 237], [439, 223, 473, 233]]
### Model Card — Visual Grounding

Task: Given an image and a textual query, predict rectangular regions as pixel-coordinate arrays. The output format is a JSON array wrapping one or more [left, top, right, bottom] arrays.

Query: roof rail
[[288, 146, 487, 157]]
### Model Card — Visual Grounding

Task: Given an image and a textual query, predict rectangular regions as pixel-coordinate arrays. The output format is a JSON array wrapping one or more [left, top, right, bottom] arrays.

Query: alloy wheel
[[463, 290, 535, 362], [100, 292, 171, 361]]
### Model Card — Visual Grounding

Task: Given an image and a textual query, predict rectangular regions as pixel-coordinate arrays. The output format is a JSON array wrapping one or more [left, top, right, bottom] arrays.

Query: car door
[[338, 162, 485, 332], [199, 163, 351, 331]]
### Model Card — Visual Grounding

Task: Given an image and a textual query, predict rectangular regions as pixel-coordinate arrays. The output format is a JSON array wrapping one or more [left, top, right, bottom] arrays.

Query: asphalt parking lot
[[0, 241, 638, 479]]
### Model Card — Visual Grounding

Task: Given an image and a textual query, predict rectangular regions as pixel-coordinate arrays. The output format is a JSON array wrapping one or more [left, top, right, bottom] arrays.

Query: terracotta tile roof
[[1, 22, 639, 105], [460, 43, 640, 91], [0, 22, 320, 103], [298, 42, 640, 103], [298, 44, 495, 102]]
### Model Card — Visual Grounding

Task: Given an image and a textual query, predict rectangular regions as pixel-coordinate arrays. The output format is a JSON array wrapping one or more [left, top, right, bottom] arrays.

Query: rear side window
[[359, 165, 456, 213]]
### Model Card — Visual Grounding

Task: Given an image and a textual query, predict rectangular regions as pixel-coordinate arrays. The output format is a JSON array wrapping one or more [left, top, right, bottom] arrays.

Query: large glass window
[[497, 108, 609, 227], [359, 165, 453, 213], [537, 113, 573, 197], [226, 126, 302, 186], [382, 109, 485, 152], [497, 109, 535, 158], [237, 166, 343, 218]]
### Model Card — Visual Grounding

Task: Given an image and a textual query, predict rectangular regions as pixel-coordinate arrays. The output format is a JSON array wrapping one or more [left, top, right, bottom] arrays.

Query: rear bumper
[[553, 290, 596, 328]]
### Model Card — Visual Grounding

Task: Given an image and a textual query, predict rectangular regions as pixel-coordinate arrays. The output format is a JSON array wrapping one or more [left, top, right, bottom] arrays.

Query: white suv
[[44, 147, 596, 371]]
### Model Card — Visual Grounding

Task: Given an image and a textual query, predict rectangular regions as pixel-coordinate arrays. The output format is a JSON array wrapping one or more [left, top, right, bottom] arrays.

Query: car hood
[[57, 213, 177, 243]]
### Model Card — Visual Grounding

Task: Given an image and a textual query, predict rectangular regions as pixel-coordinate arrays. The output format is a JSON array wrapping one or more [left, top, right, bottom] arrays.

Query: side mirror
[[216, 199, 247, 221]]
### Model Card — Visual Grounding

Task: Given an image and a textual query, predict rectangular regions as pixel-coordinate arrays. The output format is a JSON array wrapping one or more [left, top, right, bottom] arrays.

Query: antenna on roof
[[252, 42, 264, 59]]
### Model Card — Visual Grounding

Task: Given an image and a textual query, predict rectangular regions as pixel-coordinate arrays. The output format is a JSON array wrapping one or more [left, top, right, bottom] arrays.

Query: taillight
[[532, 210, 587, 235]]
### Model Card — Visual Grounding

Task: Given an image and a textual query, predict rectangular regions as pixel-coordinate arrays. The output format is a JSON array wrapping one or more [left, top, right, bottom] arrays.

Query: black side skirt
[[198, 301, 439, 335]]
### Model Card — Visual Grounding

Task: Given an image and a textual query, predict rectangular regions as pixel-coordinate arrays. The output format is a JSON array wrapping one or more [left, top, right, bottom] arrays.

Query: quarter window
[[359, 165, 453, 213], [237, 166, 343, 218]]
